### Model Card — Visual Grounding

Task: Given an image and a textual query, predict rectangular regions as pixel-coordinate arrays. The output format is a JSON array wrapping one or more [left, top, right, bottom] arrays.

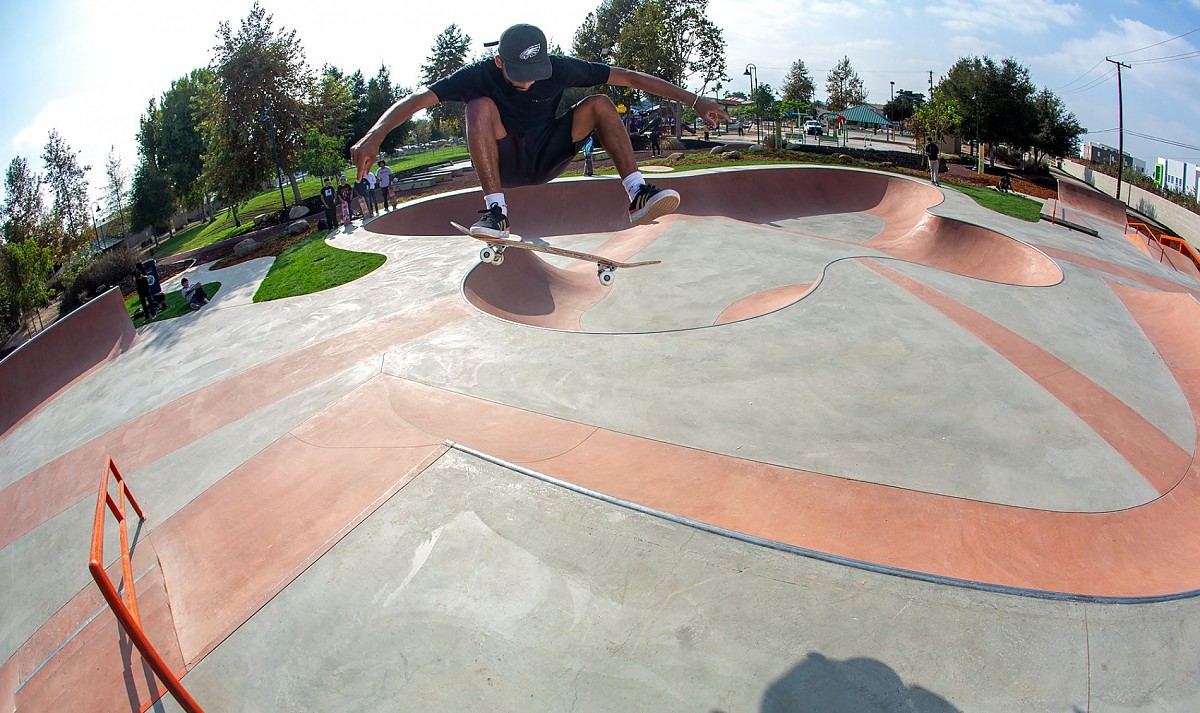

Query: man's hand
[[693, 97, 730, 129], [350, 134, 382, 182]]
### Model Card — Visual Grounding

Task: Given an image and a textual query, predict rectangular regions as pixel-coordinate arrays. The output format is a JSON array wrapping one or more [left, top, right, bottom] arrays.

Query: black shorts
[[497, 107, 586, 188]]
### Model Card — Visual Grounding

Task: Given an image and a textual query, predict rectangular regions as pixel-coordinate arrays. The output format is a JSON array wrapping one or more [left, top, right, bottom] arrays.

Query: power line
[[1060, 67, 1116, 96], [1057, 59, 1107, 91], [1124, 130, 1200, 153], [1128, 50, 1200, 66], [1108, 27, 1200, 58]]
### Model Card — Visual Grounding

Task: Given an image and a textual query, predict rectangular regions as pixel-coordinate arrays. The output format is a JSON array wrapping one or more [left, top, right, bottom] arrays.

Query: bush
[[57, 247, 139, 318]]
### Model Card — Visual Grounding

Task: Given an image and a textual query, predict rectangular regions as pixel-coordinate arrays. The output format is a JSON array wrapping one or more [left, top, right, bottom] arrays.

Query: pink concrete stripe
[[0, 297, 471, 551], [1036, 244, 1200, 298], [866, 259, 1192, 495]]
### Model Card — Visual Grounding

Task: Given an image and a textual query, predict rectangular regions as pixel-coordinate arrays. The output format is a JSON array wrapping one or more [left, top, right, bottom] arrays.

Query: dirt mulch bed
[[209, 227, 317, 271], [941, 161, 1057, 200]]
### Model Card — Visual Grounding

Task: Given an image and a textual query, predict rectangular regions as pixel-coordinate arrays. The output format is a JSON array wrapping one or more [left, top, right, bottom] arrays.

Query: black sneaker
[[470, 203, 510, 239], [628, 184, 680, 225]]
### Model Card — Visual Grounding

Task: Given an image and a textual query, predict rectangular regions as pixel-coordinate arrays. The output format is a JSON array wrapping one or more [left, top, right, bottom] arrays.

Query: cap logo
[[519, 44, 541, 60]]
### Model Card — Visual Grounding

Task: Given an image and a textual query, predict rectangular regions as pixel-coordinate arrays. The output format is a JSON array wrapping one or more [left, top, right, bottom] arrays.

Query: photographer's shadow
[[756, 652, 962, 713]]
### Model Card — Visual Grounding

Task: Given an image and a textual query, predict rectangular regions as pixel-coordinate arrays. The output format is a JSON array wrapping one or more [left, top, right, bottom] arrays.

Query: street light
[[743, 63, 760, 143], [889, 81, 895, 141], [92, 205, 102, 252], [973, 93, 982, 174], [257, 109, 288, 211]]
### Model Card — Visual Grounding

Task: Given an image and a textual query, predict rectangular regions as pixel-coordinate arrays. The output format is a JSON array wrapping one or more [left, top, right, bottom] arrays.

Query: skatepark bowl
[[374, 166, 1063, 332], [8, 163, 1200, 711]]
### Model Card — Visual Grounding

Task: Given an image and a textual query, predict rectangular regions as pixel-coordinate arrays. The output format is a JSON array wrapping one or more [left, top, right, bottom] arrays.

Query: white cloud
[[928, 0, 1083, 34]]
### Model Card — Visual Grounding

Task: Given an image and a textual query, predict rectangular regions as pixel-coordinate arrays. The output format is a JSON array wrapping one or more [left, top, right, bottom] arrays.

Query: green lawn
[[252, 232, 385, 302], [944, 183, 1044, 222], [150, 146, 470, 259], [125, 282, 221, 325]]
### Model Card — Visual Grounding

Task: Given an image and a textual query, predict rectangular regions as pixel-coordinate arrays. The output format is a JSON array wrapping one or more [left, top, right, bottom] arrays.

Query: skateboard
[[451, 222, 660, 286]]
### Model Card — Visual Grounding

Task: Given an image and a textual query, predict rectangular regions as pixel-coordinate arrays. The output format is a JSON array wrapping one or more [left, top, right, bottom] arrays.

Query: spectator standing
[[319, 177, 338, 229], [924, 138, 941, 186], [134, 264, 155, 322], [354, 176, 373, 218], [336, 176, 355, 226], [377, 160, 393, 211], [364, 170, 379, 215]]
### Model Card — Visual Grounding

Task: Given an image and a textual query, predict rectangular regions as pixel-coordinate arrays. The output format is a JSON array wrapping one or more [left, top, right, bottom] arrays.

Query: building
[[1154, 158, 1199, 199], [1080, 143, 1146, 173]]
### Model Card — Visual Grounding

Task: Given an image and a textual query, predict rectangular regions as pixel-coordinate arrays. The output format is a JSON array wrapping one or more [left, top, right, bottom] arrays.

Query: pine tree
[[825, 57, 866, 112], [421, 24, 471, 136]]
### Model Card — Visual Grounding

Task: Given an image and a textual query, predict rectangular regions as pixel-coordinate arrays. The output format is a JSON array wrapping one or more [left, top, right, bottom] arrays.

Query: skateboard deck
[[451, 222, 660, 285]]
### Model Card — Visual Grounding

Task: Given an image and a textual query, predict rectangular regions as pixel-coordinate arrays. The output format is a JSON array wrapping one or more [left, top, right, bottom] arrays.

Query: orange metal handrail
[[89, 457, 204, 713], [1127, 222, 1200, 272]]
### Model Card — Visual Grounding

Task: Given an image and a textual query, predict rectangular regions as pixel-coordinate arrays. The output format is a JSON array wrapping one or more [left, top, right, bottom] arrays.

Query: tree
[[911, 87, 961, 140], [0, 239, 53, 332], [939, 56, 1037, 163], [883, 89, 924, 125], [40, 130, 92, 263], [1030, 88, 1084, 164], [825, 57, 866, 112], [2, 157, 45, 246], [103, 147, 129, 238], [573, 0, 644, 64], [158, 68, 213, 211], [298, 128, 346, 180], [207, 1, 314, 205], [781, 59, 815, 104], [129, 161, 175, 235], [612, 0, 728, 137], [421, 24, 472, 136], [313, 65, 357, 151]]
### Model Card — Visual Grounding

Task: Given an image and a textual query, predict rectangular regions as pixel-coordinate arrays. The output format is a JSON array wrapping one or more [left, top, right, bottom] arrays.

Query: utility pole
[[1106, 57, 1131, 204], [928, 71, 933, 95]]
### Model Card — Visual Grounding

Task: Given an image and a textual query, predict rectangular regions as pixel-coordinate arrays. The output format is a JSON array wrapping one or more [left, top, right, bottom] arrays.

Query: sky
[[2, 0, 1198, 206]]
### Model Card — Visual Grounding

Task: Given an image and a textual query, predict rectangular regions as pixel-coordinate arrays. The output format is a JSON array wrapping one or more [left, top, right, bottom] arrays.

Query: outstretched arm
[[606, 67, 731, 128], [350, 89, 441, 179]]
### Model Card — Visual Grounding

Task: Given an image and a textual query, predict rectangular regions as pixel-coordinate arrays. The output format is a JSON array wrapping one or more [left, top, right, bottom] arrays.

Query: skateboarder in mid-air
[[350, 23, 729, 241]]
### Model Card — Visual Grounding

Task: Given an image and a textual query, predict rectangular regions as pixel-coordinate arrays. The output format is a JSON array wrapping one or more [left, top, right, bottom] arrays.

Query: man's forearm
[[611, 68, 699, 105]]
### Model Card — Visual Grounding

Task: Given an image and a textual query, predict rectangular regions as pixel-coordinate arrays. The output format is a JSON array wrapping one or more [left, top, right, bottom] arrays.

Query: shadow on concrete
[[718, 652, 964, 713]]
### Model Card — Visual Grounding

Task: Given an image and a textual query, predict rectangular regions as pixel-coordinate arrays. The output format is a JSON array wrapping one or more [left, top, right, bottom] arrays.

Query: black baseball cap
[[497, 24, 552, 82]]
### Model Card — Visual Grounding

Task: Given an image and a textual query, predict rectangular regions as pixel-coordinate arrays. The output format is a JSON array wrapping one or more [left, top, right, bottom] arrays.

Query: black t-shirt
[[320, 186, 336, 207], [429, 56, 611, 137]]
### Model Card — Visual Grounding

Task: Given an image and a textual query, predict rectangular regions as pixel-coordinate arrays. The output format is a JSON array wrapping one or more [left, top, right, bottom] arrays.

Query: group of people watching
[[319, 160, 395, 229]]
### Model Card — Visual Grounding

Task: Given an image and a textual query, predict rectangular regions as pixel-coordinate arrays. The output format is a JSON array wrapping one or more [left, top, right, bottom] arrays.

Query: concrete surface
[[3, 164, 1200, 712]]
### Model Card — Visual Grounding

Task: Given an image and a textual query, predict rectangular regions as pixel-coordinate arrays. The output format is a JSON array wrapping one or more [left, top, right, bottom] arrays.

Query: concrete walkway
[[3, 165, 1200, 712]]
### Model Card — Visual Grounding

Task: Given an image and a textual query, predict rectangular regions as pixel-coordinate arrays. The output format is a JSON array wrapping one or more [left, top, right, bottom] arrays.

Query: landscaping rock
[[749, 144, 765, 151], [722, 151, 743, 160], [288, 205, 310, 219], [234, 238, 257, 258], [253, 214, 267, 227], [709, 146, 727, 155], [665, 152, 685, 162], [287, 219, 309, 235]]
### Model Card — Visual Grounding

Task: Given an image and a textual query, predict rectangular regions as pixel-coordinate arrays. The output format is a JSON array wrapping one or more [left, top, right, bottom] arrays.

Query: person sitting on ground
[[998, 175, 1012, 193], [350, 23, 729, 241], [180, 277, 209, 311]]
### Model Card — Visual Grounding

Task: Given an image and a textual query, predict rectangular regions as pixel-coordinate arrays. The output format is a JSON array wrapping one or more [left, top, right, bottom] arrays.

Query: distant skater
[[925, 138, 940, 186]]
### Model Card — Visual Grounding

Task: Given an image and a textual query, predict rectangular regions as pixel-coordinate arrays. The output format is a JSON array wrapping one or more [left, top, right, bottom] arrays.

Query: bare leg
[[571, 95, 638, 179], [465, 97, 508, 195]]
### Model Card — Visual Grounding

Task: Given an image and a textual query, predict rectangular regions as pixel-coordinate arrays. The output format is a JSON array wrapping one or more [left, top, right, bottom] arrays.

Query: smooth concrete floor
[[4, 167, 1200, 711]]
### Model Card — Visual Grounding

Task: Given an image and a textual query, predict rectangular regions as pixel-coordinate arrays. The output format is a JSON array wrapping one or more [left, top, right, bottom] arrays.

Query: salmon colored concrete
[[1057, 180, 1129, 226], [459, 167, 1060, 329], [0, 297, 471, 552], [866, 260, 1192, 495], [0, 288, 136, 439]]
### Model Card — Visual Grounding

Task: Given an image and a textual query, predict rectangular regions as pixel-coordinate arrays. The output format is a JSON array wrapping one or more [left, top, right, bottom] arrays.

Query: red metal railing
[[89, 457, 204, 713], [1127, 221, 1200, 273]]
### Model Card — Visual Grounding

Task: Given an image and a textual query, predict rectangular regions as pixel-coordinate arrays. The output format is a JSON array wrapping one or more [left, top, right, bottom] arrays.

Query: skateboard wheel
[[491, 253, 504, 266], [598, 269, 615, 286], [479, 247, 496, 263]]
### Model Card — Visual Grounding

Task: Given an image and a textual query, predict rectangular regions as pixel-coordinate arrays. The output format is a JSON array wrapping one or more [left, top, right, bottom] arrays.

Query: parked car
[[804, 120, 823, 136]]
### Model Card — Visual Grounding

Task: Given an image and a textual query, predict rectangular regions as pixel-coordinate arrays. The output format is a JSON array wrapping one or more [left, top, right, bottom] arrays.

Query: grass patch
[[253, 232, 385, 302], [149, 146, 470, 259], [125, 283, 221, 325], [944, 182, 1044, 222]]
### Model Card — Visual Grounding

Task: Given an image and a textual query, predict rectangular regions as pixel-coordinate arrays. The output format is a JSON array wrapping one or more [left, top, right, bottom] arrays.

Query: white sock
[[483, 193, 506, 214], [622, 172, 645, 201]]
